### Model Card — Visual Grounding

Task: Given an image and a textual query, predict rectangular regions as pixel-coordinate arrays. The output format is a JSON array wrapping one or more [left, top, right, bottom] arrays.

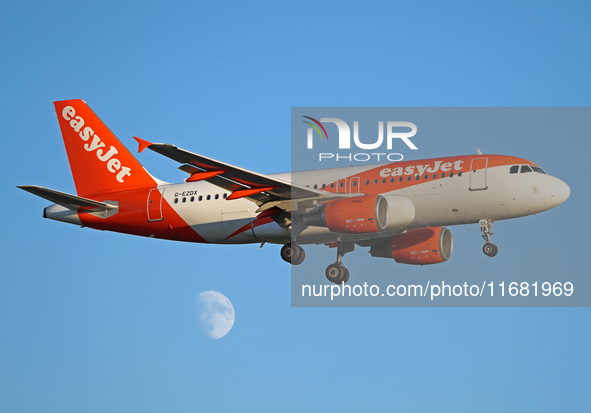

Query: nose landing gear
[[479, 219, 498, 257]]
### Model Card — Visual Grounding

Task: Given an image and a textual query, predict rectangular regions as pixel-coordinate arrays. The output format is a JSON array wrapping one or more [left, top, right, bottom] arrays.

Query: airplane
[[19, 100, 571, 284]]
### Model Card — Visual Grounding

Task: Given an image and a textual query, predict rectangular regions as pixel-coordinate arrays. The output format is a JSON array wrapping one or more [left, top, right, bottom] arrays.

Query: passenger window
[[424, 175, 428, 180], [322, 184, 326, 189], [339, 182, 344, 188], [352, 180, 357, 187], [432, 174, 437, 179], [223, 193, 227, 199], [415, 175, 420, 181], [458, 171, 462, 177], [182, 197, 186, 203], [510, 165, 519, 174], [399, 177, 403, 182], [520, 165, 533, 173], [365, 180, 369, 185], [441, 173, 445, 178], [190, 196, 195, 202], [390, 177, 395, 183], [199, 195, 203, 201], [207, 195, 211, 200], [313, 184, 318, 189], [373, 179, 378, 184], [449, 172, 454, 177], [407, 176, 411, 181], [174, 198, 178, 204], [215, 194, 219, 200], [330, 183, 334, 189]]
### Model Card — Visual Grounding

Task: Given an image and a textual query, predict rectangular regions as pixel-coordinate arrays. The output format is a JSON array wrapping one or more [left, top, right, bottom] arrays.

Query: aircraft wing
[[134, 137, 353, 214]]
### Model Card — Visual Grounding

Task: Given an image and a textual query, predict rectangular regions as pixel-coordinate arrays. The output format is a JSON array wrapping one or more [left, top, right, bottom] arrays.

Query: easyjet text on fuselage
[[379, 159, 464, 178]]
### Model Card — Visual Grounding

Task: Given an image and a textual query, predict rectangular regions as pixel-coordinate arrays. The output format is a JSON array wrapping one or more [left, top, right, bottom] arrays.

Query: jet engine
[[370, 227, 453, 265], [303, 195, 415, 234]]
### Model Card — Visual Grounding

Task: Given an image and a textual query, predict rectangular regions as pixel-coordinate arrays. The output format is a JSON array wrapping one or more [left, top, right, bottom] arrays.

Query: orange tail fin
[[54, 99, 156, 197]]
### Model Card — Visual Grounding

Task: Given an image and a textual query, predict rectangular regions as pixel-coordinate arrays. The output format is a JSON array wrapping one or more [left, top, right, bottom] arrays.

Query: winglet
[[134, 136, 153, 153]]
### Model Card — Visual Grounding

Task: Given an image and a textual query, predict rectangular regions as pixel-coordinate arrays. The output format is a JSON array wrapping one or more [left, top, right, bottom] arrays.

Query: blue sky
[[1, 1, 590, 412]]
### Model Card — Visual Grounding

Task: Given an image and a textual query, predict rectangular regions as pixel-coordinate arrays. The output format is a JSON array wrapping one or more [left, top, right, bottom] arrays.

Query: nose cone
[[550, 178, 570, 207]]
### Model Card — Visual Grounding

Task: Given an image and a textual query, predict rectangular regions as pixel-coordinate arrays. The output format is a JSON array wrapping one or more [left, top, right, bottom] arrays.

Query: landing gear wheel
[[281, 243, 297, 263], [483, 243, 498, 257], [281, 243, 306, 265], [291, 247, 305, 266], [342, 267, 350, 284], [325, 263, 348, 284], [323, 241, 354, 284]]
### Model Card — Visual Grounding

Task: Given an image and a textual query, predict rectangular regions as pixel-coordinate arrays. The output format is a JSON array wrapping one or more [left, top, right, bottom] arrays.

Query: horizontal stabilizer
[[18, 185, 117, 211]]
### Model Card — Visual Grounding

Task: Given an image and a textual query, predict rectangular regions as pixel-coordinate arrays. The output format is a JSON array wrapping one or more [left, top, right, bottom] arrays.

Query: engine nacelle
[[370, 227, 453, 265], [303, 195, 415, 234]]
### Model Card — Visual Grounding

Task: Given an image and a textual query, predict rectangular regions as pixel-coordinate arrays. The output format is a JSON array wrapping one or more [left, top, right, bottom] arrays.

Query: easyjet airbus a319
[[20, 100, 570, 284]]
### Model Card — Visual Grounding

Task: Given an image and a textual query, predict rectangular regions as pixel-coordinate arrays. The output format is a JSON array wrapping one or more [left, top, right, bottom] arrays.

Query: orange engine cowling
[[303, 195, 388, 234], [370, 227, 453, 265]]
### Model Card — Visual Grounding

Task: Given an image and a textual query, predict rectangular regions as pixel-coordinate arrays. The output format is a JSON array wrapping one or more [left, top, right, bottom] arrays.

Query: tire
[[483, 243, 498, 257], [325, 263, 346, 284], [490, 244, 499, 257], [291, 247, 306, 265], [281, 243, 301, 263], [341, 268, 350, 284]]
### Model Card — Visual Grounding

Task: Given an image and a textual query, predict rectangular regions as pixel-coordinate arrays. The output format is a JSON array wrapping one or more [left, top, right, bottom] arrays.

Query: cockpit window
[[520, 165, 533, 173], [531, 166, 546, 174], [509, 165, 519, 174]]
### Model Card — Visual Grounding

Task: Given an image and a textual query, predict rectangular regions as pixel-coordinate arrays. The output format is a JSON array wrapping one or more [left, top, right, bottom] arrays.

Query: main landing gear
[[280, 241, 353, 284], [479, 219, 499, 257], [325, 241, 354, 284], [281, 243, 305, 265]]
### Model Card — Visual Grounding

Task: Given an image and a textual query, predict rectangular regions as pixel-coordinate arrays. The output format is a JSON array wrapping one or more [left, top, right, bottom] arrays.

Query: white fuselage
[[158, 158, 570, 245]]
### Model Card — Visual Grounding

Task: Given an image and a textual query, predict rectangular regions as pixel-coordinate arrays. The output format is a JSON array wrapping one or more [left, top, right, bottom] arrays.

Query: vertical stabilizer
[[54, 99, 156, 197]]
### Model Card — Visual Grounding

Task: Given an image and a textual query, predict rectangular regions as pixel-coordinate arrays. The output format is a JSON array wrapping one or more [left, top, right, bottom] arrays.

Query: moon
[[195, 291, 235, 339]]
